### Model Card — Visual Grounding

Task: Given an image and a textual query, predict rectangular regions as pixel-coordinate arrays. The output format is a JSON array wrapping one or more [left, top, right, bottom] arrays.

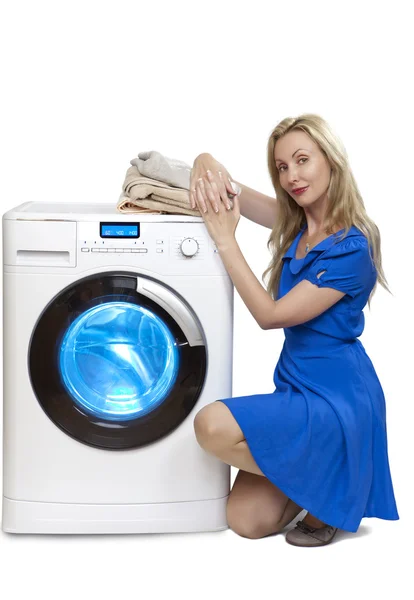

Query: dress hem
[[216, 399, 399, 533]]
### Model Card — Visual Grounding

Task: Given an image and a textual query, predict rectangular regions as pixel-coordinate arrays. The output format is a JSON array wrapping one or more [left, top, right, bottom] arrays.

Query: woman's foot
[[285, 520, 338, 547], [301, 512, 326, 529]]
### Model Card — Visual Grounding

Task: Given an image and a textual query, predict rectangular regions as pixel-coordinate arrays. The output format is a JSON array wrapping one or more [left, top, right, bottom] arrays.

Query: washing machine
[[2, 201, 233, 534]]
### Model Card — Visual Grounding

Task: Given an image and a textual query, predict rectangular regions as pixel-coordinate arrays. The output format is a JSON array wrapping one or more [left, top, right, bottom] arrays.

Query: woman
[[190, 113, 399, 547]]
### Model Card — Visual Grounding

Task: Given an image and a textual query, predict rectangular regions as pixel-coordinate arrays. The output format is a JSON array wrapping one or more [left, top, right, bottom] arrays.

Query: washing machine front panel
[[29, 272, 207, 450]]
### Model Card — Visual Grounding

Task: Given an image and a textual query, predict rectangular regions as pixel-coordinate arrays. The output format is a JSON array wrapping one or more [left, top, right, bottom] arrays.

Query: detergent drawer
[[3, 220, 77, 267]]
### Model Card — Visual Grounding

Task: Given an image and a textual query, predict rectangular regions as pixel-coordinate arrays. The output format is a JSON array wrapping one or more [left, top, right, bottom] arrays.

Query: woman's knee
[[226, 500, 280, 539], [194, 405, 217, 437], [193, 402, 244, 450], [193, 406, 215, 447], [225, 472, 301, 539], [193, 403, 230, 449]]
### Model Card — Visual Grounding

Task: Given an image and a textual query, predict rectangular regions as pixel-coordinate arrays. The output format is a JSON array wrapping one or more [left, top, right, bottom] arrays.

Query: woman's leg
[[225, 470, 303, 539], [193, 401, 264, 475], [193, 402, 303, 538]]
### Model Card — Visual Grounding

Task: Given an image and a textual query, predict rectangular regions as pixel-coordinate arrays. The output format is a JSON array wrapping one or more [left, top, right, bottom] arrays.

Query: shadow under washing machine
[[2, 201, 234, 534]]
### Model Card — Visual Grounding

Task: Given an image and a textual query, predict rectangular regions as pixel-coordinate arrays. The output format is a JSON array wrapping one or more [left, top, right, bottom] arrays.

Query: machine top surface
[[3, 201, 204, 223]]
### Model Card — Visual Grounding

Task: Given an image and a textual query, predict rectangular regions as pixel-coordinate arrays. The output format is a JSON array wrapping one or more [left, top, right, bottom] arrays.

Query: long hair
[[262, 113, 391, 309]]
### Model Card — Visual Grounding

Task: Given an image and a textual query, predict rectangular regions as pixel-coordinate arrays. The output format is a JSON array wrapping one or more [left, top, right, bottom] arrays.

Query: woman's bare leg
[[194, 402, 303, 538], [194, 401, 264, 475], [225, 470, 303, 538]]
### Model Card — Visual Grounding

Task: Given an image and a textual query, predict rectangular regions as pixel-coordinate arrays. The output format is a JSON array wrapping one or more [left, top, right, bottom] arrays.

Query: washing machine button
[[108, 248, 116, 253], [81, 248, 90, 252], [138, 248, 148, 253], [123, 248, 132, 253], [116, 248, 124, 252], [156, 248, 164, 253], [91, 248, 100, 252], [99, 248, 108, 252]]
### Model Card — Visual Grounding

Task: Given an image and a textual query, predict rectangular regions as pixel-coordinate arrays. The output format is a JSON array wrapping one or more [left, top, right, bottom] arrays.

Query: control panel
[[3, 218, 225, 275], [77, 221, 220, 264]]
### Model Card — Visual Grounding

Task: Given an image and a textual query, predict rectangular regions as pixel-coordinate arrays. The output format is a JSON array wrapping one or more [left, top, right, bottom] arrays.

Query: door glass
[[59, 301, 179, 421]]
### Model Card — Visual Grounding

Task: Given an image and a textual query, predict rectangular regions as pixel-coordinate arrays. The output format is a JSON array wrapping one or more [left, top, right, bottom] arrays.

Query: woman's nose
[[288, 170, 299, 184]]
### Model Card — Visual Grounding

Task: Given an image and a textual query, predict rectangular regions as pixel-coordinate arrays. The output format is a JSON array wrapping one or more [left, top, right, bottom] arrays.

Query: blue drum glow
[[59, 302, 179, 421]]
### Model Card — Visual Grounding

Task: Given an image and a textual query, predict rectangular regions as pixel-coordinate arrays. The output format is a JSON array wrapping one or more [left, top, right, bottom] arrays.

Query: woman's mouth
[[292, 186, 309, 195]]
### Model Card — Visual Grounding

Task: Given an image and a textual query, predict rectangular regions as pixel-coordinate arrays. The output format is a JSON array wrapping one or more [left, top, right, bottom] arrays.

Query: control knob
[[180, 238, 199, 257]]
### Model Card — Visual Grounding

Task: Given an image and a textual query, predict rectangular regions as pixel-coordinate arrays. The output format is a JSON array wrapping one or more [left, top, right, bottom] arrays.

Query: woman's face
[[274, 130, 332, 206]]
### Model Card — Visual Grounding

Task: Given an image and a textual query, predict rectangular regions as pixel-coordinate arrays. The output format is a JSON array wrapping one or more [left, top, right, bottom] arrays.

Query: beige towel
[[130, 151, 192, 190], [117, 196, 198, 216], [117, 166, 199, 215]]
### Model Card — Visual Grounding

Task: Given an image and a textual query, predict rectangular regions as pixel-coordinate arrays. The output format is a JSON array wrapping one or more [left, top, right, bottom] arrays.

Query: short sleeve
[[303, 238, 376, 298]]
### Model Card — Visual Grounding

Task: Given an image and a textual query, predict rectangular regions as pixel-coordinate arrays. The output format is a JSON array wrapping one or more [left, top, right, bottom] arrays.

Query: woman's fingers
[[195, 180, 208, 213], [217, 169, 238, 198], [207, 170, 232, 210], [200, 177, 220, 212], [190, 190, 196, 210], [197, 178, 211, 212], [189, 174, 202, 209], [190, 188, 196, 209], [190, 178, 206, 210], [195, 177, 219, 213], [190, 171, 236, 213]]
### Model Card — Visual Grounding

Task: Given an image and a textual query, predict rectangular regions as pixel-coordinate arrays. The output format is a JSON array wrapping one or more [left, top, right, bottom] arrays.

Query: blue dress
[[217, 224, 399, 532]]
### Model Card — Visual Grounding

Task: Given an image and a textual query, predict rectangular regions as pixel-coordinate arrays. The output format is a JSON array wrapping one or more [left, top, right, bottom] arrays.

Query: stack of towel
[[117, 151, 241, 216]]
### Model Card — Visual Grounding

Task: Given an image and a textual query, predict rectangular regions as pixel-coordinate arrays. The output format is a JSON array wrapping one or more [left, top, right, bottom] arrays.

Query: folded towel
[[130, 151, 192, 190], [117, 150, 241, 216], [117, 193, 198, 216], [117, 166, 200, 215]]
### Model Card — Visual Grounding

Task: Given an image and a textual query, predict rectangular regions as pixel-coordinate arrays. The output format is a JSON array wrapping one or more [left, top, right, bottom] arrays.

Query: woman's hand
[[190, 153, 238, 213], [193, 172, 241, 249]]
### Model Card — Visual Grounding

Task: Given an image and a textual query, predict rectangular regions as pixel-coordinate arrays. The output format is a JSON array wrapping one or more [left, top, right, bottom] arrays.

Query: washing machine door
[[29, 272, 207, 450]]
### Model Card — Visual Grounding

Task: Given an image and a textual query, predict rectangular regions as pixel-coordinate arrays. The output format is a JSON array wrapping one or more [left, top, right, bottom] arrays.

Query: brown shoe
[[285, 519, 338, 547]]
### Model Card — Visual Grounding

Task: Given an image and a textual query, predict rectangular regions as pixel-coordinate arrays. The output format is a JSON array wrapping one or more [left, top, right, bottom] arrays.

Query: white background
[[0, 1, 411, 598]]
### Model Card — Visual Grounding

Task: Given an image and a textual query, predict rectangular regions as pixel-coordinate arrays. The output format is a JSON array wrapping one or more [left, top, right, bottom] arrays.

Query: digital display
[[100, 222, 140, 238]]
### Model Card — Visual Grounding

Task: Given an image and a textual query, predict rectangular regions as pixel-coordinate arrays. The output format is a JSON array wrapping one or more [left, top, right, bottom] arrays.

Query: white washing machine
[[2, 201, 233, 534]]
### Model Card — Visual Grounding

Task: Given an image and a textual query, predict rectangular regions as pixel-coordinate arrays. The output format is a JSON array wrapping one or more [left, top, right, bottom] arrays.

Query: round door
[[28, 272, 207, 450]]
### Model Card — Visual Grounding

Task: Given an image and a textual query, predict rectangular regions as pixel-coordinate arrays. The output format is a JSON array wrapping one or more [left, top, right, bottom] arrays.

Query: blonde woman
[[191, 113, 399, 547]]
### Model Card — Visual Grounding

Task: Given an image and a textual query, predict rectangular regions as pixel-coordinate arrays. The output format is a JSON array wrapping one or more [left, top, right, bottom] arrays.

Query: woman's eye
[[279, 157, 307, 172]]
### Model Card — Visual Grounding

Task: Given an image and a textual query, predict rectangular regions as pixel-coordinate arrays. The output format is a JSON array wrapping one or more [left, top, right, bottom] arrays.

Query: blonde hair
[[262, 113, 391, 309]]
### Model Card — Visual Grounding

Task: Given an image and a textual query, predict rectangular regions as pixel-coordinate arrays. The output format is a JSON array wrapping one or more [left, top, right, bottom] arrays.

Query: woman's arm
[[215, 237, 278, 329], [216, 239, 346, 330], [232, 180, 279, 229]]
